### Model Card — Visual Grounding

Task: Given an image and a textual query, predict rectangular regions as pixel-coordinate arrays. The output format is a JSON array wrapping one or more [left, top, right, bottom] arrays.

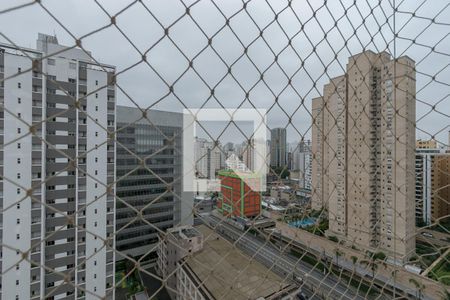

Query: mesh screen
[[0, 0, 449, 299]]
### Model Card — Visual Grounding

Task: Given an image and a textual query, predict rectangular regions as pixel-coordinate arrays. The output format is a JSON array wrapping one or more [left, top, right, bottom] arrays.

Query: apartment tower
[[311, 50, 416, 261], [0, 34, 115, 299]]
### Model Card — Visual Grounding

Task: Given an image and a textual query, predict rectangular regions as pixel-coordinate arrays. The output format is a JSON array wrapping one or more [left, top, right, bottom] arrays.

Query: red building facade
[[217, 170, 261, 218]]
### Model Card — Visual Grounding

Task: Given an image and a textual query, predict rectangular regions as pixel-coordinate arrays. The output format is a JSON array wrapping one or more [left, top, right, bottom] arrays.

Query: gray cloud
[[1, 0, 448, 145]]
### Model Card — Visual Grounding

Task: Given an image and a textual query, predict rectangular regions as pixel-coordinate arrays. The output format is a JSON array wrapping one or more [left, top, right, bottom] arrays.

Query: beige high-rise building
[[311, 50, 416, 262], [416, 139, 437, 149]]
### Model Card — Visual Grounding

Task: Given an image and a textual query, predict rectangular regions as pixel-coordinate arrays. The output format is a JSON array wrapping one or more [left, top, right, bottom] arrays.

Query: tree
[[391, 270, 399, 297], [373, 251, 386, 261], [334, 248, 344, 265], [409, 278, 425, 300], [351, 256, 358, 271], [271, 166, 290, 179], [361, 252, 386, 278]]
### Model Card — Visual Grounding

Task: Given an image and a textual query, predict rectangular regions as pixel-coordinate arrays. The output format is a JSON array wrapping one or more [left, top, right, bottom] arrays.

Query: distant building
[[157, 225, 296, 300], [415, 146, 450, 225], [287, 151, 293, 170], [292, 140, 312, 190], [217, 170, 261, 218], [270, 185, 295, 203], [193, 195, 215, 225], [194, 138, 222, 179], [241, 139, 255, 170], [270, 128, 287, 168], [416, 139, 437, 149], [225, 153, 249, 172]]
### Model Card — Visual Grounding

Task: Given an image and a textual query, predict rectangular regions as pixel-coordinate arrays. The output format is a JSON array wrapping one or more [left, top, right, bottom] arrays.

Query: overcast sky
[[1, 0, 449, 145]]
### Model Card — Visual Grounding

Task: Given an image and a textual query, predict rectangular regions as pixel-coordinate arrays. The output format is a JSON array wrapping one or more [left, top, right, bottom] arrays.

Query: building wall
[[176, 265, 206, 300], [156, 226, 203, 299], [0, 34, 116, 299], [84, 67, 110, 299], [431, 154, 450, 221], [323, 76, 347, 237], [1, 48, 36, 300], [311, 97, 323, 211]]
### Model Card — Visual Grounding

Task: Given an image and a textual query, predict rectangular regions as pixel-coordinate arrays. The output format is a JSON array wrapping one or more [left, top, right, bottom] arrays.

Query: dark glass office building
[[116, 106, 189, 267]]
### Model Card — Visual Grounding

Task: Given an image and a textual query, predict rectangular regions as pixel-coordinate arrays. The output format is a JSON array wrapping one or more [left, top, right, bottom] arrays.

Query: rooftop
[[167, 225, 202, 240], [185, 225, 291, 300]]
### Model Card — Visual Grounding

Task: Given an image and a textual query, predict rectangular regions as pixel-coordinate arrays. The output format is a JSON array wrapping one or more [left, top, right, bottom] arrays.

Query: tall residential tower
[[270, 128, 287, 168], [311, 51, 416, 261], [0, 34, 115, 299]]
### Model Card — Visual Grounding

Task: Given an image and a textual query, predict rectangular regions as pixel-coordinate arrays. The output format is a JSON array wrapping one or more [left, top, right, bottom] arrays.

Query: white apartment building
[[0, 33, 115, 300]]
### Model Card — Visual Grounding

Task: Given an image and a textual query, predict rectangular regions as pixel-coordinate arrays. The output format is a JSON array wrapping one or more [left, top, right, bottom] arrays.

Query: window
[[95, 106, 98, 111], [17, 128, 21, 134], [18, 97, 21, 104], [16, 219, 20, 224], [95, 80, 98, 85], [17, 173, 20, 179], [48, 58, 55, 65], [16, 234, 20, 240], [16, 264, 19, 270], [17, 143, 21, 149], [17, 67, 21, 73], [69, 62, 76, 69], [17, 82, 21, 89], [17, 113, 21, 118], [17, 189, 20, 195]]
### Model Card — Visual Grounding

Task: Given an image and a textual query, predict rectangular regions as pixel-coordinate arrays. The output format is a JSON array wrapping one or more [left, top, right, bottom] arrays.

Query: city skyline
[[1, 1, 448, 146]]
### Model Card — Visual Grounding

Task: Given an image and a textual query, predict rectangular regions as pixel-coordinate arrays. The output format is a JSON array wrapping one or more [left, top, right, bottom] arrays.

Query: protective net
[[0, 0, 449, 299]]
